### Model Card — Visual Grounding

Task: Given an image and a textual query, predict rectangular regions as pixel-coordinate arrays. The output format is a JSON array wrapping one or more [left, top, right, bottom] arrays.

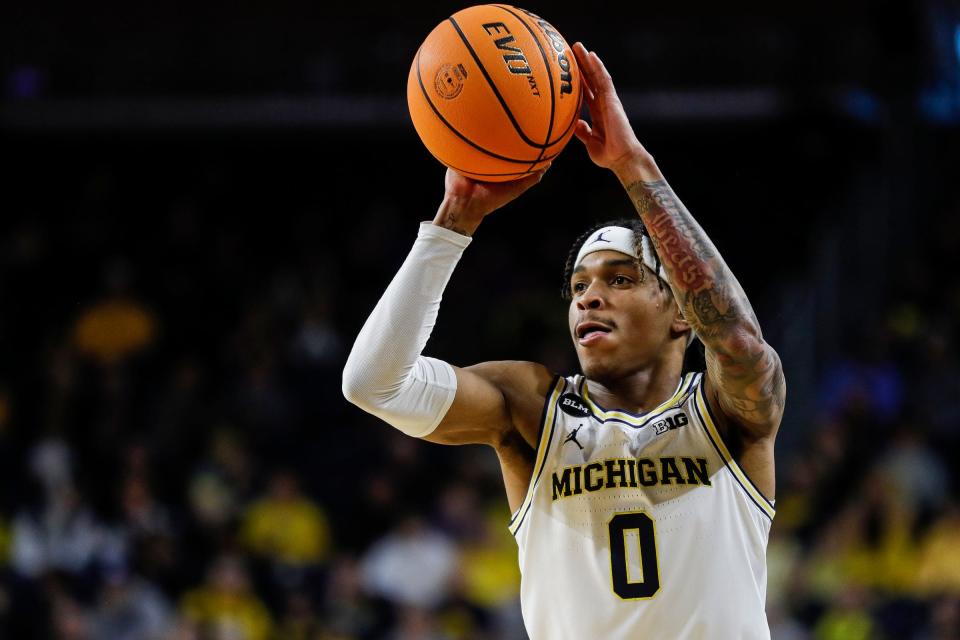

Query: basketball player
[[343, 42, 784, 639]]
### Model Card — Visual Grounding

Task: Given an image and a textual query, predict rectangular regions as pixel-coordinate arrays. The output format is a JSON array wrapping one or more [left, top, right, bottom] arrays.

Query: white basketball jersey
[[510, 372, 774, 640]]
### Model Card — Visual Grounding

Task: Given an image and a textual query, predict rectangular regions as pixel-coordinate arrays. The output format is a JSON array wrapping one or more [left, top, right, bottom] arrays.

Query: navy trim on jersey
[[533, 375, 564, 464], [509, 375, 565, 533], [691, 381, 774, 521], [576, 375, 697, 429], [698, 380, 777, 511]]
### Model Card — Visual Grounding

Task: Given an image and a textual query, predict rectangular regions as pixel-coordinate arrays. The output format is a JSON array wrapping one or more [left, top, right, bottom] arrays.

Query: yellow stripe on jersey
[[581, 372, 697, 426], [508, 376, 566, 536], [694, 382, 776, 520]]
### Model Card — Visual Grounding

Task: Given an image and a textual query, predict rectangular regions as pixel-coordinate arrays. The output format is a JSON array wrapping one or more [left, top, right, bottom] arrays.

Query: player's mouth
[[576, 321, 614, 346]]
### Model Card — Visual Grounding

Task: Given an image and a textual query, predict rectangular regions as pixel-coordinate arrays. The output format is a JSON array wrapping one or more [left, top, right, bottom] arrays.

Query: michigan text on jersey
[[551, 457, 711, 501]]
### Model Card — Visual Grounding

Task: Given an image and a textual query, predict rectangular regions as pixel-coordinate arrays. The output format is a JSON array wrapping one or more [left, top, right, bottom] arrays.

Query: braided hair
[[560, 218, 664, 300]]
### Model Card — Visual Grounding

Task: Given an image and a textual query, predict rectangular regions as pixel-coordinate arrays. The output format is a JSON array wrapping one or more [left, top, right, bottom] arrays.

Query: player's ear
[[657, 281, 691, 337], [671, 299, 691, 337]]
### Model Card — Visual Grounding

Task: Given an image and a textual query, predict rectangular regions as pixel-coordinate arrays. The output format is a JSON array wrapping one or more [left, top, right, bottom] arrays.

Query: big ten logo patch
[[652, 412, 688, 435]]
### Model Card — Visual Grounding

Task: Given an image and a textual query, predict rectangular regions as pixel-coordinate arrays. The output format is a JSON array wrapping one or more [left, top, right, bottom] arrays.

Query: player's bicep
[[420, 364, 512, 446], [423, 361, 548, 447], [705, 339, 786, 438]]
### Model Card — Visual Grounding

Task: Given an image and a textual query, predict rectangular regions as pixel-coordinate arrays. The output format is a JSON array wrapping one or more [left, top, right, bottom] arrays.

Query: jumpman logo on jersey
[[563, 425, 585, 450], [590, 231, 612, 245]]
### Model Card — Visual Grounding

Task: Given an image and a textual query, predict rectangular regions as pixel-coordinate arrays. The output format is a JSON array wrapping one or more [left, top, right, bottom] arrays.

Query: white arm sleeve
[[341, 222, 471, 437]]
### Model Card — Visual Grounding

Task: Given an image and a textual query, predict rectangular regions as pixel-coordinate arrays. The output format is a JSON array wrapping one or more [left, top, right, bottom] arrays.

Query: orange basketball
[[407, 5, 582, 182]]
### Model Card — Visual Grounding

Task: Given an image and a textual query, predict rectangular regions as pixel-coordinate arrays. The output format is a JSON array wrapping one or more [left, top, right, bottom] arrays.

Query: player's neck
[[585, 362, 683, 415]]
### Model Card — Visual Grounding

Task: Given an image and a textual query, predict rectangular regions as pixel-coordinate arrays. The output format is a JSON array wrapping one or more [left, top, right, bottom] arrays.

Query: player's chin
[[579, 357, 620, 382], [576, 348, 620, 380]]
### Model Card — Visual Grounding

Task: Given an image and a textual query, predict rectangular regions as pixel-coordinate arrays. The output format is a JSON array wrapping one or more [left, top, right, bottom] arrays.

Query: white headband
[[575, 225, 665, 279], [574, 225, 696, 347]]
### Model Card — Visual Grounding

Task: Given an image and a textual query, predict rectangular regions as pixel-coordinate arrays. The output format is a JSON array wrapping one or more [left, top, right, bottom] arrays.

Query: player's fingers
[[572, 42, 596, 88], [577, 49, 612, 100], [580, 71, 596, 104], [575, 43, 615, 101], [574, 43, 601, 80], [520, 164, 551, 190], [572, 42, 589, 67], [578, 72, 599, 112], [587, 51, 615, 94], [574, 119, 593, 144]]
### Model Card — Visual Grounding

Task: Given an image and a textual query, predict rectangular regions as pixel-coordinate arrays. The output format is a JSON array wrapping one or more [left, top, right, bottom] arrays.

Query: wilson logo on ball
[[519, 9, 574, 96]]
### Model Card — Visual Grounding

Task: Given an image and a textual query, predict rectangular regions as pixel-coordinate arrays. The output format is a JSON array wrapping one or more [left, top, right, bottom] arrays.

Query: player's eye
[[612, 275, 632, 286], [572, 282, 587, 294]]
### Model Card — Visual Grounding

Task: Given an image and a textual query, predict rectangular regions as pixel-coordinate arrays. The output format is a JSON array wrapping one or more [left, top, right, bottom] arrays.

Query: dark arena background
[[3, 1, 960, 638]]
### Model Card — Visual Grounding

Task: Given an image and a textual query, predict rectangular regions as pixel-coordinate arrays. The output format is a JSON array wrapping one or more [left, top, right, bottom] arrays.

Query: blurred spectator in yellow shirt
[[180, 554, 272, 640], [916, 501, 960, 596], [803, 470, 923, 599], [813, 586, 876, 640], [240, 470, 330, 568], [456, 505, 520, 611], [72, 260, 157, 367]]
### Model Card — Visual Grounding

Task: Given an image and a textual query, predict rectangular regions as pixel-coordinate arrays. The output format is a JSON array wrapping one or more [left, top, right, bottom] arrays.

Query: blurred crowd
[[0, 150, 958, 640], [767, 212, 960, 640]]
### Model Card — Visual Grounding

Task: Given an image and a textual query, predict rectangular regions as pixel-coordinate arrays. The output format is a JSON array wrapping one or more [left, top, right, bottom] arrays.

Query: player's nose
[[576, 285, 605, 310]]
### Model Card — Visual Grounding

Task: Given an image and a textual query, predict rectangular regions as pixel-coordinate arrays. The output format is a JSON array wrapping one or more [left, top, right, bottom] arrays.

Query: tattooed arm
[[624, 174, 785, 437], [570, 42, 785, 446]]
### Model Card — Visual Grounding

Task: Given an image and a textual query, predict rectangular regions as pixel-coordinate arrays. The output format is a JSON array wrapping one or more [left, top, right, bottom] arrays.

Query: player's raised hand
[[435, 166, 549, 236], [572, 42, 648, 175]]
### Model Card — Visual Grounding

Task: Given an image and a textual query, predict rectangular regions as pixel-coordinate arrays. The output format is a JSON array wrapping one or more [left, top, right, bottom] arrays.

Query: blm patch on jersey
[[559, 393, 590, 418]]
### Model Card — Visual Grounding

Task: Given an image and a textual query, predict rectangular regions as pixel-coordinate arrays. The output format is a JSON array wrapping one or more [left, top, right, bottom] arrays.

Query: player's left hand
[[572, 42, 649, 176]]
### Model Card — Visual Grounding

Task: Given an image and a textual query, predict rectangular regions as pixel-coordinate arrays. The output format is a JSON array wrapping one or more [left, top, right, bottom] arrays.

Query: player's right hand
[[434, 166, 549, 236]]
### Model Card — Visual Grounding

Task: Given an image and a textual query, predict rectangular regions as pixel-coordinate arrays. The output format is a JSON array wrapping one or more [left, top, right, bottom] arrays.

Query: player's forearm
[[616, 155, 785, 432], [614, 154, 762, 354], [341, 223, 469, 437]]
